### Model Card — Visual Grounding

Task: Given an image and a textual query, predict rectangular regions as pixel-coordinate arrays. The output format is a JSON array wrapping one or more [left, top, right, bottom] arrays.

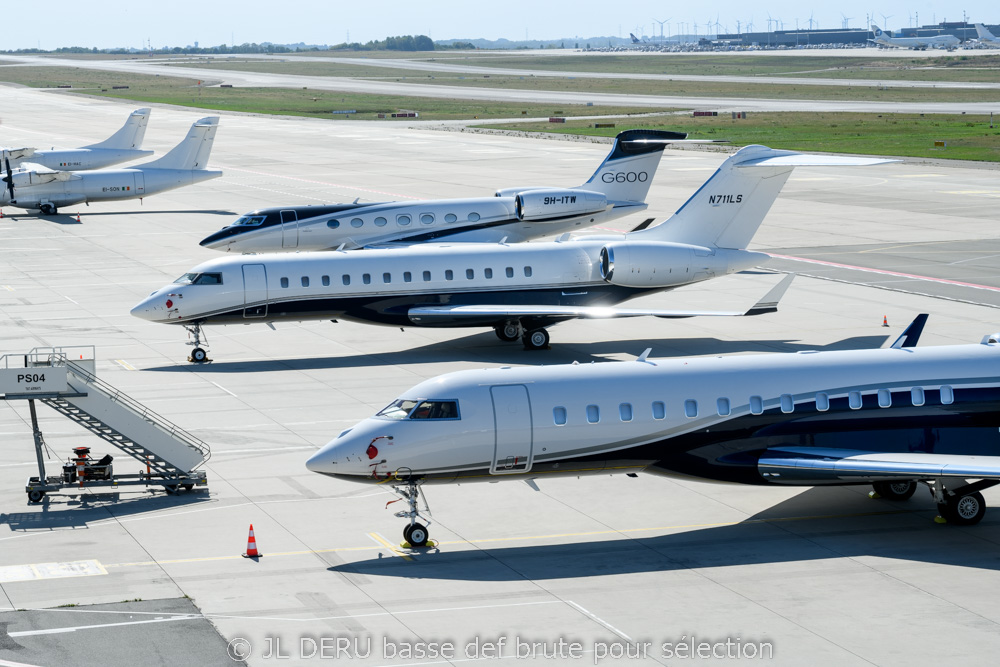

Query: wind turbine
[[808, 12, 816, 30], [653, 17, 671, 42], [841, 13, 853, 29], [880, 13, 893, 31]]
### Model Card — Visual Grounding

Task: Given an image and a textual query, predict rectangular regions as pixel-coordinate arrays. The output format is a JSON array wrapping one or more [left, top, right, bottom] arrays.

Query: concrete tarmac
[[1, 87, 1000, 666]]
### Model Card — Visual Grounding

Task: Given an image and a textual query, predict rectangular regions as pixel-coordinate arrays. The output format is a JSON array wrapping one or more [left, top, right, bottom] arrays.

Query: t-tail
[[139, 116, 220, 170], [84, 108, 152, 150], [629, 145, 894, 249], [975, 23, 998, 41], [579, 129, 687, 205]]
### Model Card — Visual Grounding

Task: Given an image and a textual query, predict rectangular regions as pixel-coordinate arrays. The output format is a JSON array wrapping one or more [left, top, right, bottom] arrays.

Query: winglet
[[744, 273, 795, 316], [891, 314, 929, 349], [636, 347, 653, 363]]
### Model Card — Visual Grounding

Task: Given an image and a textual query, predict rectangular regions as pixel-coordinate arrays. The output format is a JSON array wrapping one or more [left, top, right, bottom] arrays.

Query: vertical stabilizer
[[630, 145, 892, 249], [139, 117, 220, 170], [580, 129, 686, 204], [84, 108, 151, 150]]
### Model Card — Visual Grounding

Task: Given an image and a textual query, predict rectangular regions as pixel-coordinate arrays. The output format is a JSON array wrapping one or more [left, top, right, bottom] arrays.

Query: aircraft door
[[132, 171, 145, 196], [489, 384, 533, 474], [242, 264, 268, 318], [281, 210, 298, 248]]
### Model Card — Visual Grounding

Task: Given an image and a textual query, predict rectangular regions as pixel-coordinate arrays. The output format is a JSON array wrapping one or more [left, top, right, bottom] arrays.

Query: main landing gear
[[391, 478, 431, 547], [184, 322, 210, 363], [870, 479, 997, 525], [493, 321, 550, 350], [39, 203, 58, 216]]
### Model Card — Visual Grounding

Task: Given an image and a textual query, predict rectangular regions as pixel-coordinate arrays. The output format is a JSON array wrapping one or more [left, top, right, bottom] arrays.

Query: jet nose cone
[[130, 292, 168, 321], [306, 449, 333, 474], [199, 230, 230, 249]]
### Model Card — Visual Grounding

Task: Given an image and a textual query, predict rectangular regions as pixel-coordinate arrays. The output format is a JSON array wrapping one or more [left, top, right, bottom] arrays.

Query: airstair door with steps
[[489, 384, 533, 475], [242, 264, 268, 319], [281, 209, 298, 248]]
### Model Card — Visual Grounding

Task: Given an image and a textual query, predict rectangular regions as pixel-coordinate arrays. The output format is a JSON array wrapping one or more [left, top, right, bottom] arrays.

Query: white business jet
[[1, 116, 221, 215], [199, 129, 698, 252], [131, 145, 889, 363], [1, 108, 152, 171], [307, 316, 1000, 547]]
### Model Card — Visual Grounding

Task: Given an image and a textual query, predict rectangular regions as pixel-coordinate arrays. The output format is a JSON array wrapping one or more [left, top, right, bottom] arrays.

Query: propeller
[[2, 157, 14, 201]]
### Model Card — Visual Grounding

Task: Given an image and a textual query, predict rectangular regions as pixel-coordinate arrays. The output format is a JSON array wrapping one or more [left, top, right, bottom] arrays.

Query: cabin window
[[423, 270, 431, 282], [524, 266, 533, 277], [911, 387, 925, 407], [816, 392, 830, 411], [404, 271, 412, 283], [717, 397, 731, 416], [506, 267, 514, 278], [849, 391, 863, 410], [652, 401, 665, 420], [586, 405, 600, 424], [327, 219, 340, 229], [466, 269, 474, 280], [553, 407, 567, 426], [445, 270, 454, 281], [780, 394, 794, 413], [280, 277, 289, 288], [363, 273, 371, 285], [878, 389, 892, 408], [619, 403, 633, 422], [342, 275, 351, 286], [469, 212, 481, 222], [351, 218, 363, 228], [485, 268, 493, 279], [445, 213, 458, 223], [321, 275, 330, 287], [940, 385, 955, 405], [750, 395, 764, 415], [684, 400, 698, 418], [374, 216, 387, 227], [397, 214, 411, 226], [301, 276, 310, 287], [420, 213, 435, 225], [383, 272, 391, 284], [408, 400, 460, 420]]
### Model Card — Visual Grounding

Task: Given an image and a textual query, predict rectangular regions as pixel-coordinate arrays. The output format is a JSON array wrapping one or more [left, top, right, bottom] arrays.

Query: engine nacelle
[[599, 242, 724, 288], [513, 189, 607, 222], [8, 169, 65, 188]]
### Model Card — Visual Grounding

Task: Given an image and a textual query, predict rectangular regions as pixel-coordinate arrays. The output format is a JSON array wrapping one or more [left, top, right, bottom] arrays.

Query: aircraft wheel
[[182, 483, 194, 491], [872, 480, 917, 501], [494, 322, 521, 342], [27, 490, 45, 503], [522, 328, 549, 350], [190, 347, 207, 363], [939, 491, 986, 526], [39, 204, 55, 215], [407, 523, 429, 547]]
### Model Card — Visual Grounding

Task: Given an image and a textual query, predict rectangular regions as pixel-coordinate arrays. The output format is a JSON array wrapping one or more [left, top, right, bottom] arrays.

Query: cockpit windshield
[[230, 215, 266, 228], [173, 272, 223, 285], [376, 399, 419, 420], [375, 399, 461, 421]]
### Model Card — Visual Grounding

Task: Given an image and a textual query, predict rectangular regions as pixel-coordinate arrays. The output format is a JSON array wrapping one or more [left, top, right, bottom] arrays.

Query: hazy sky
[[6, 1, 996, 50]]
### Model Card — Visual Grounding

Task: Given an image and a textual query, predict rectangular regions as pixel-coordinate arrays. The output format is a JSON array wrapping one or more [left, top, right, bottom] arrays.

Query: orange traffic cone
[[242, 523, 262, 558], [76, 213, 81, 222], [882, 316, 889, 328]]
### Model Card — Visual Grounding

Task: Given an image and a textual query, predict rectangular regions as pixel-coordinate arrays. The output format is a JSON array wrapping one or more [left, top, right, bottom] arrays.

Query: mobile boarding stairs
[[0, 346, 210, 502]]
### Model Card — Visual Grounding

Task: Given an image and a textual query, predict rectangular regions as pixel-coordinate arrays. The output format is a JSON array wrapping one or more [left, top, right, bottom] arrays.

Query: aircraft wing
[[759, 447, 1000, 482], [409, 273, 793, 322]]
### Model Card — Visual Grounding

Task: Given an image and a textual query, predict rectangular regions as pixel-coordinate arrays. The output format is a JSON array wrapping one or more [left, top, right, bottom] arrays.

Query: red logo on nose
[[366, 444, 379, 460], [165, 299, 173, 308]]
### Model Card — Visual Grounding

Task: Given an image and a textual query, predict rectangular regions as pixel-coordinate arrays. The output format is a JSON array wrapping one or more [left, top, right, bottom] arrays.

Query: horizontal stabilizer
[[737, 154, 896, 168], [760, 447, 1000, 481]]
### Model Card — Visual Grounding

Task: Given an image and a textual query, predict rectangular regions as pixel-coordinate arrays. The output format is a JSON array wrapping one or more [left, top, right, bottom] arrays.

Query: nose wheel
[[392, 478, 432, 547], [184, 323, 211, 363]]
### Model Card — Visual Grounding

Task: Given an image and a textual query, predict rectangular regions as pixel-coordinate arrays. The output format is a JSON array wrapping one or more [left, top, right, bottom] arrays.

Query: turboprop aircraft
[[973, 24, 1000, 47], [1, 108, 152, 171], [870, 25, 959, 50], [306, 316, 1000, 547], [199, 129, 698, 252], [1, 116, 221, 215], [131, 145, 890, 363]]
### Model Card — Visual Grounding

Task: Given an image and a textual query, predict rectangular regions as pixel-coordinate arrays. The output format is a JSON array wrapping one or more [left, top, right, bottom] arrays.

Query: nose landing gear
[[392, 477, 432, 548], [184, 323, 210, 363]]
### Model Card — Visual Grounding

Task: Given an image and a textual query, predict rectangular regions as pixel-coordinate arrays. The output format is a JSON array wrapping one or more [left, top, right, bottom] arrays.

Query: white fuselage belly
[[2, 167, 221, 208], [307, 343, 1000, 485]]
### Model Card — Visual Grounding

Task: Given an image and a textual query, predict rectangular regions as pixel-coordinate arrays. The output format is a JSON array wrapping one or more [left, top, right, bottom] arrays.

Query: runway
[[2, 87, 1000, 666]]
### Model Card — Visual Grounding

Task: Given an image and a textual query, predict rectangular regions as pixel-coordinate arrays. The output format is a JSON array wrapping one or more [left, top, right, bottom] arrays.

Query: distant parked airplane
[[870, 25, 959, 50], [974, 24, 1000, 47]]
